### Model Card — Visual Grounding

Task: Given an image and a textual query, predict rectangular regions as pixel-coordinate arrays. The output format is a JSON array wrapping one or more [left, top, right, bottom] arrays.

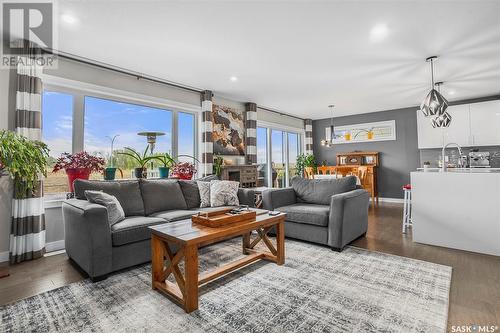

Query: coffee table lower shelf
[[150, 214, 285, 313]]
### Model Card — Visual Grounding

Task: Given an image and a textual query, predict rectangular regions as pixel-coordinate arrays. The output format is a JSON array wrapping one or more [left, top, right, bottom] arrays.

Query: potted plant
[[53, 151, 105, 192], [150, 152, 176, 178], [117, 147, 151, 179], [296, 153, 317, 177], [104, 134, 122, 180], [0, 130, 49, 197], [170, 162, 196, 180], [213, 153, 224, 177]]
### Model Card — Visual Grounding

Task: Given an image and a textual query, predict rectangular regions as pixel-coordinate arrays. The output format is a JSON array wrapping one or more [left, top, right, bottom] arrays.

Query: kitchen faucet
[[442, 142, 463, 172]]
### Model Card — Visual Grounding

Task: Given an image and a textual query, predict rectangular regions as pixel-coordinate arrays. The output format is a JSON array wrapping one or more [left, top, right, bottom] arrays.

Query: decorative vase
[[104, 167, 117, 180], [134, 167, 146, 179], [158, 167, 169, 179], [66, 168, 91, 192]]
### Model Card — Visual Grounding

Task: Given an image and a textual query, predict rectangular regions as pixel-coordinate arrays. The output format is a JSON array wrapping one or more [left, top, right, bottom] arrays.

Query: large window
[[41, 85, 197, 194], [256, 127, 268, 186], [177, 112, 195, 161], [42, 91, 73, 194], [257, 125, 303, 188], [84, 96, 173, 179]]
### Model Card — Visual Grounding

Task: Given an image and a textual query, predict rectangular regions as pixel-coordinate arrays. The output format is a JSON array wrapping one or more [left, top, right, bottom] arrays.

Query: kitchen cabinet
[[469, 100, 500, 146], [443, 104, 470, 146], [417, 99, 500, 148], [416, 110, 444, 148]]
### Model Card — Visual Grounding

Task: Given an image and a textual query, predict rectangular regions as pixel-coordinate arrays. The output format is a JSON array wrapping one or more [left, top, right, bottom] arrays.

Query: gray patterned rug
[[0, 239, 451, 333]]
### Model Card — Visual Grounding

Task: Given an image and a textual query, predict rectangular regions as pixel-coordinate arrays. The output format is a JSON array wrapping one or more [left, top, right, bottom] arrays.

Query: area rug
[[0, 239, 451, 333]]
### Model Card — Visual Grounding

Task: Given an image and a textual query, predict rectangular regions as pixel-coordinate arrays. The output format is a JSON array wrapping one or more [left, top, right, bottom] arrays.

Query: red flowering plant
[[53, 152, 105, 173], [170, 162, 197, 180]]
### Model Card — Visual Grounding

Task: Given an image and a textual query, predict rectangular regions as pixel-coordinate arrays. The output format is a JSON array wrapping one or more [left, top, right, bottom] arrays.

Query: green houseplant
[[0, 130, 49, 198], [213, 153, 224, 177], [296, 153, 317, 177], [117, 147, 152, 179], [150, 152, 176, 178]]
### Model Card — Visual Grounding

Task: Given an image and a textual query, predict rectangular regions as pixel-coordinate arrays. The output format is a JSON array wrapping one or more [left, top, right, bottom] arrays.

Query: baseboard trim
[[0, 251, 8, 263], [378, 197, 404, 203], [45, 240, 65, 253]]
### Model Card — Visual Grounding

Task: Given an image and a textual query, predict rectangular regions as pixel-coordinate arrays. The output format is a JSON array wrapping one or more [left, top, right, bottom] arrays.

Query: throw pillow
[[197, 181, 211, 208], [210, 180, 240, 207], [84, 190, 125, 225]]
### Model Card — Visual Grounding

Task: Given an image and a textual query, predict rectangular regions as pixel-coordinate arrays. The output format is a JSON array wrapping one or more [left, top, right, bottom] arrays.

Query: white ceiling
[[55, 0, 500, 119]]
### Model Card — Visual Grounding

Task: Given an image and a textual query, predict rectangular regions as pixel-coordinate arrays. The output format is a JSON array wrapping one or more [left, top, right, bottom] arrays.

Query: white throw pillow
[[84, 190, 125, 225], [210, 180, 240, 207], [197, 181, 211, 208]]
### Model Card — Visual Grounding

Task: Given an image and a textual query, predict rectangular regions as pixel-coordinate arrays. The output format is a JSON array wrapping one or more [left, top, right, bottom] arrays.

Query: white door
[[470, 100, 500, 146], [443, 104, 471, 146], [417, 110, 444, 148]]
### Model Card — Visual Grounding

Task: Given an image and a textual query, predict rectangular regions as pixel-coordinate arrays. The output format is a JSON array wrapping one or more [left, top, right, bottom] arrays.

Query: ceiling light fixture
[[430, 82, 452, 128], [320, 105, 342, 147], [230, 76, 238, 82], [61, 14, 77, 24], [420, 56, 449, 117], [370, 23, 389, 42]]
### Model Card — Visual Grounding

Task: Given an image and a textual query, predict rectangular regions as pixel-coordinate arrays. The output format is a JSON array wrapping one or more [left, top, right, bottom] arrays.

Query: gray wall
[[313, 107, 420, 199]]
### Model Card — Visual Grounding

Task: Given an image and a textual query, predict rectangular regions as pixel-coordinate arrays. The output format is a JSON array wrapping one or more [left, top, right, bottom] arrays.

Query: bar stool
[[402, 184, 412, 233]]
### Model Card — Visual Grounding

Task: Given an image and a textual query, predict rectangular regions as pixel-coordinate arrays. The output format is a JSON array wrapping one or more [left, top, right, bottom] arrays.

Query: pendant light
[[420, 56, 449, 117], [431, 82, 452, 128], [320, 105, 338, 147]]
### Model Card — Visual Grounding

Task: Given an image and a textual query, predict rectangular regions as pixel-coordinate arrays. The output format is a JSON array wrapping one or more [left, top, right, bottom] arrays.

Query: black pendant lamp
[[320, 105, 337, 147], [420, 56, 449, 117]]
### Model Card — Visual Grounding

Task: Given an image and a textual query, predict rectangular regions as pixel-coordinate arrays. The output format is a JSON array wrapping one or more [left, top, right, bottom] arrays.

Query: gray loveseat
[[62, 178, 256, 281], [262, 176, 369, 251]]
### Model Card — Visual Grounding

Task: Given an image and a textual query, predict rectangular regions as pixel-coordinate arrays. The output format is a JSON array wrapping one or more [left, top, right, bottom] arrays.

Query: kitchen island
[[411, 169, 500, 256]]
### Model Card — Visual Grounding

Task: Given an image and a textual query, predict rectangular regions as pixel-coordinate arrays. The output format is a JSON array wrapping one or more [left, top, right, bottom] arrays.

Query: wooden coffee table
[[149, 210, 286, 313]]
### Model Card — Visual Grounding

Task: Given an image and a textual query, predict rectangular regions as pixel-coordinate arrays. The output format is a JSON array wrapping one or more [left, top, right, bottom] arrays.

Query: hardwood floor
[[0, 203, 498, 332]]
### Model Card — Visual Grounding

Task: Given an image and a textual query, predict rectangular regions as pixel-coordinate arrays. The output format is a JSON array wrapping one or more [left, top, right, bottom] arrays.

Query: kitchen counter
[[411, 171, 500, 256]]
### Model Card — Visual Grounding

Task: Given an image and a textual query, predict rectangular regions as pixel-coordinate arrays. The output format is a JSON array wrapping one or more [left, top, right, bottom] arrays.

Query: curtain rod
[[44, 49, 203, 94], [44, 49, 305, 122], [257, 106, 304, 121]]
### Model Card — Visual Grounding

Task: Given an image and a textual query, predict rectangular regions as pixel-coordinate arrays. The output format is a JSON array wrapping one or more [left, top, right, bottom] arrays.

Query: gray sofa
[[62, 178, 257, 281], [262, 176, 369, 251]]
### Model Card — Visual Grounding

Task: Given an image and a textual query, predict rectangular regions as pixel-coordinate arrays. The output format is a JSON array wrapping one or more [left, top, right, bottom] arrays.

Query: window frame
[[257, 121, 305, 188], [42, 76, 200, 198]]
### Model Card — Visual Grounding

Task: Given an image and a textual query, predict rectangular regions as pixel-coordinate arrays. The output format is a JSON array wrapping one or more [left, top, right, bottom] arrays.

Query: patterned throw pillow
[[210, 180, 240, 207], [197, 181, 211, 208], [84, 190, 125, 225]]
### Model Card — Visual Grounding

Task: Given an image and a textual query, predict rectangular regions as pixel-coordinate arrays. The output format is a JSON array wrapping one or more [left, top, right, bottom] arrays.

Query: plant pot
[[158, 167, 170, 179], [104, 167, 117, 180], [171, 172, 193, 180], [134, 167, 146, 179], [66, 168, 91, 192]]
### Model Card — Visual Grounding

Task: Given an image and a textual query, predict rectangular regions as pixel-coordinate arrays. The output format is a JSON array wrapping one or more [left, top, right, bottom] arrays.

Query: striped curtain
[[245, 103, 257, 164], [304, 119, 313, 155], [200, 90, 214, 177], [10, 40, 46, 263]]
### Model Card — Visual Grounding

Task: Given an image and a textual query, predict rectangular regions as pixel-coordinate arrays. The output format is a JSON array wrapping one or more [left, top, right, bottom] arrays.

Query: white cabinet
[[417, 100, 500, 149], [443, 104, 470, 146], [417, 110, 443, 149], [470, 100, 500, 146]]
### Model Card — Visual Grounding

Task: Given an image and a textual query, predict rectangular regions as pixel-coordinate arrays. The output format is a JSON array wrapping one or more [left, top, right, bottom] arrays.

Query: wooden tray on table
[[192, 207, 257, 228]]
